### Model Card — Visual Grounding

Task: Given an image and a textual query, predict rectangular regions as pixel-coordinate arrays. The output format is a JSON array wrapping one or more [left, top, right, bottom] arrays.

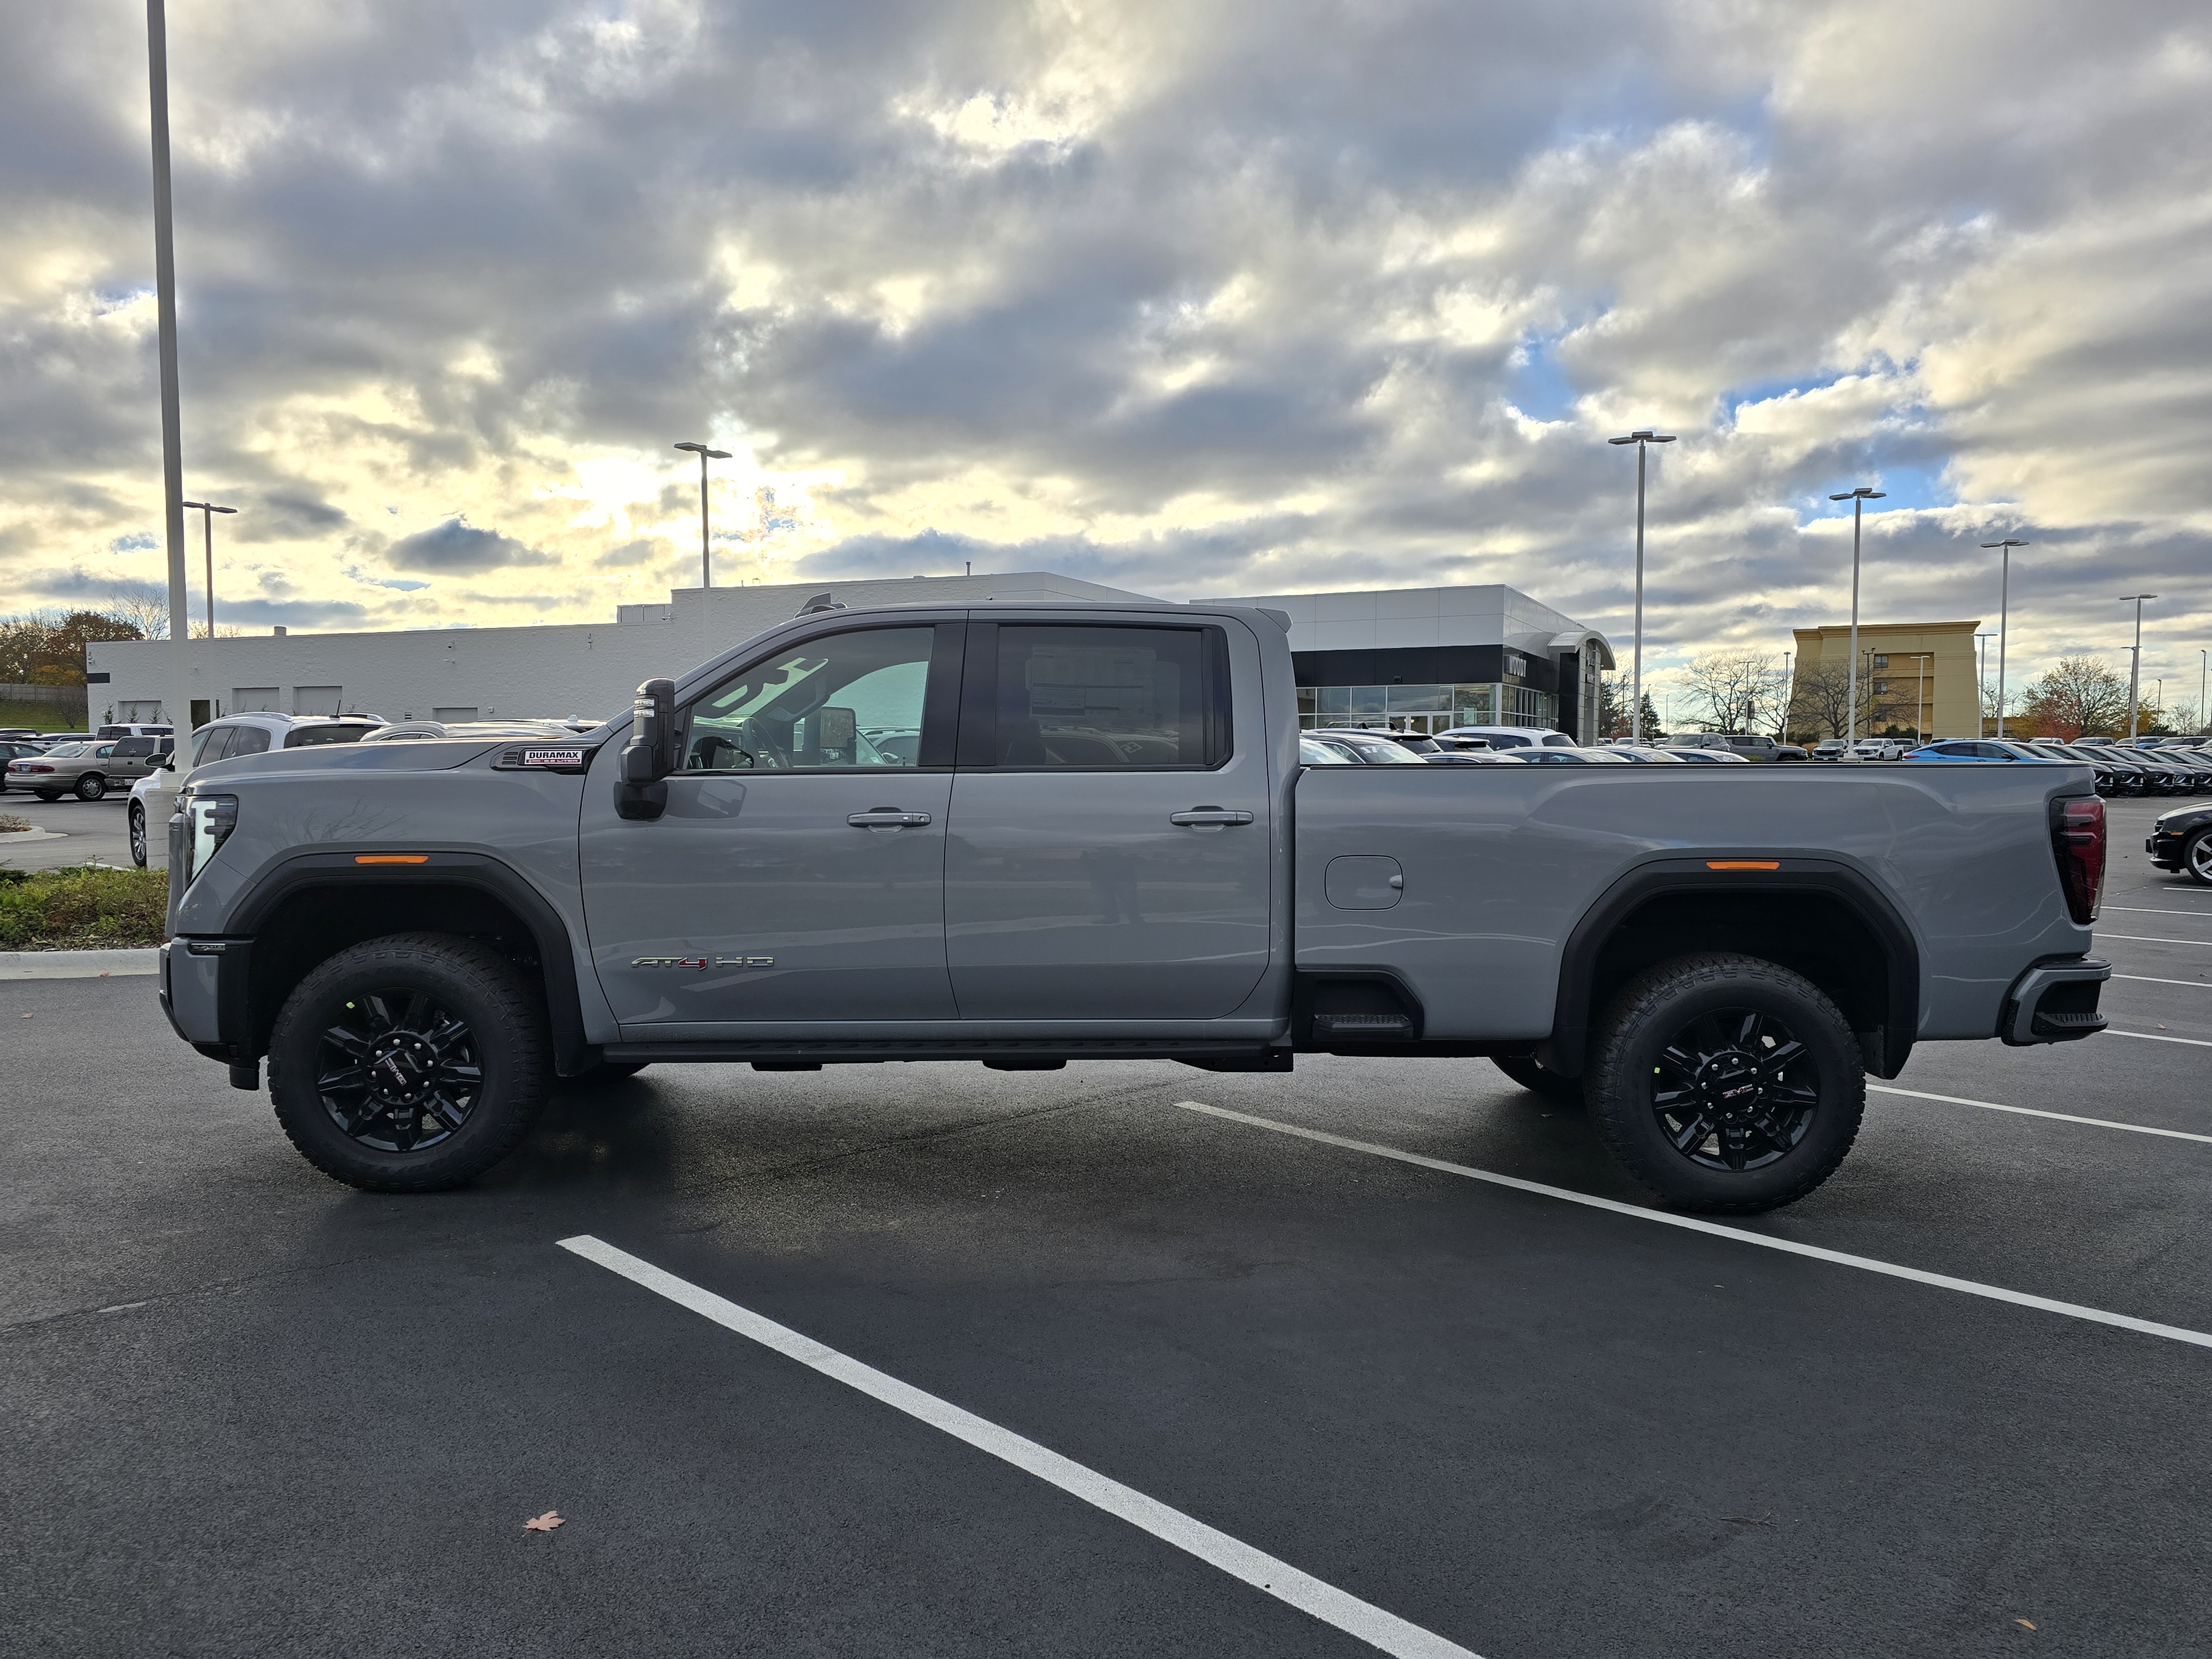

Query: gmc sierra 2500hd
[[160, 598, 2111, 1212]]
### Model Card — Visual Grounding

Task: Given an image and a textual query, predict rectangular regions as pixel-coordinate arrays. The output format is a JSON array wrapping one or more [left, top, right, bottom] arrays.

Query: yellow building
[[1788, 620, 1983, 742]]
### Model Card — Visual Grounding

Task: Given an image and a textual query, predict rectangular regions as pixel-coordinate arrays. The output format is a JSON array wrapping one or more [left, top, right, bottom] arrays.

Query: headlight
[[177, 791, 238, 887]]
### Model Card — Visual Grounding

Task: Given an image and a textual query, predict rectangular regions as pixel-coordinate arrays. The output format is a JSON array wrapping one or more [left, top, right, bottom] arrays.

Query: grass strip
[[0, 865, 168, 948]]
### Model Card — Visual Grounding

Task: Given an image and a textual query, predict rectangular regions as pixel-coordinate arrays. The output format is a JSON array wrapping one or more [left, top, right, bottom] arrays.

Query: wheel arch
[[1540, 858, 1920, 1081], [219, 853, 592, 1075]]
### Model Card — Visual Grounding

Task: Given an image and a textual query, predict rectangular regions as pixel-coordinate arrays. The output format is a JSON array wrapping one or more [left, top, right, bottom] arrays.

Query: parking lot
[[0, 791, 135, 871], [4, 795, 2206, 1658]]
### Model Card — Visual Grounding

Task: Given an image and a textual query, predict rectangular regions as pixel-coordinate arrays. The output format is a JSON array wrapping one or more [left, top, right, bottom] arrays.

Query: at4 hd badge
[[631, 956, 775, 968]]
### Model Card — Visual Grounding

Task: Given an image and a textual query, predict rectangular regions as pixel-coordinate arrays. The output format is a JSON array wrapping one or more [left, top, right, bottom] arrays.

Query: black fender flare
[[219, 851, 593, 1074], [1539, 856, 1921, 1079]]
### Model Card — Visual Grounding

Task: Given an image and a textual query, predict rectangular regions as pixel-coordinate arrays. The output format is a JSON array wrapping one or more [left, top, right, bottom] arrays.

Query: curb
[[0, 948, 161, 980], [0, 830, 67, 845]]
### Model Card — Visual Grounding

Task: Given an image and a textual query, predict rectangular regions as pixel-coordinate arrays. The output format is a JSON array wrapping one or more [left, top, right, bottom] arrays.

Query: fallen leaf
[[524, 1510, 564, 1533], [2016, 1620, 2037, 1630]]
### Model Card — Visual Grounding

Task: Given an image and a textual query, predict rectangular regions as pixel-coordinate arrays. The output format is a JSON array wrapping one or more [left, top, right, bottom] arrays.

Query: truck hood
[[192, 737, 604, 782]]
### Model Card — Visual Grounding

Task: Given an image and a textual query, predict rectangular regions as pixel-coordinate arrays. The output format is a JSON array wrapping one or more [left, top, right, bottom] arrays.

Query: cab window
[[681, 626, 937, 774], [977, 624, 1224, 769]]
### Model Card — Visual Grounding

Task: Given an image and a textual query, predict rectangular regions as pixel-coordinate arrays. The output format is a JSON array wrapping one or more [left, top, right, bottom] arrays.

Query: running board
[[600, 1038, 1292, 1071]]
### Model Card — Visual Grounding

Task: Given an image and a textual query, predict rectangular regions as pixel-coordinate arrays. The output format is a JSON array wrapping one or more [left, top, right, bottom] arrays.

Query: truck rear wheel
[[1491, 1053, 1583, 1105], [1585, 952, 1864, 1214], [268, 933, 550, 1192]]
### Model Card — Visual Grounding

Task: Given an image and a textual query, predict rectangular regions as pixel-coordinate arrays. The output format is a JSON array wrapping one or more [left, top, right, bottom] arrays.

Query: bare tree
[[2020, 656, 2130, 740], [103, 586, 172, 641], [1679, 652, 1788, 735]]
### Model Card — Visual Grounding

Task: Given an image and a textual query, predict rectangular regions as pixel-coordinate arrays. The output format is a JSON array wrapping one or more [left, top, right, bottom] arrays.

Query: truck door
[[945, 619, 1271, 1020], [580, 622, 963, 1029]]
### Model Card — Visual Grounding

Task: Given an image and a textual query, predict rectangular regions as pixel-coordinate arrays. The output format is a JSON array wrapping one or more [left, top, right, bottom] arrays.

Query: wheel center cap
[[367, 1034, 435, 1103], [1698, 1054, 1762, 1117]]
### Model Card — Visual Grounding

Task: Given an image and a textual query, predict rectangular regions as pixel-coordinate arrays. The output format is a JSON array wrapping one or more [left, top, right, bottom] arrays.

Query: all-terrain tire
[[1585, 952, 1864, 1214], [268, 932, 550, 1192], [1491, 1053, 1583, 1105]]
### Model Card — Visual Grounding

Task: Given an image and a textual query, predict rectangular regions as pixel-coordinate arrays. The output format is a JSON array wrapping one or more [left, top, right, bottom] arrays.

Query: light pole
[[1975, 632, 1994, 735], [1608, 429, 1675, 743], [180, 500, 234, 637], [672, 441, 731, 588], [2119, 593, 2157, 739], [1780, 651, 1793, 741], [145, 0, 193, 748], [1981, 540, 2027, 737], [2201, 649, 2208, 736], [1829, 487, 1886, 747]]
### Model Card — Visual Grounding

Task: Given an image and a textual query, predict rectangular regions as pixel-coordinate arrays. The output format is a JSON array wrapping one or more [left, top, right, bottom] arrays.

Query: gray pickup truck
[[160, 598, 2112, 1212]]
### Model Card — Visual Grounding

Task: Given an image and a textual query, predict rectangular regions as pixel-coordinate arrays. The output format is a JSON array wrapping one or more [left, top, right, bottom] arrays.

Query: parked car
[[1507, 746, 1635, 765], [1809, 740, 1850, 760], [1850, 738, 1916, 761], [1663, 733, 1804, 763], [1299, 737, 1357, 765], [161, 596, 2111, 1216], [0, 738, 50, 783], [1668, 747, 1752, 764], [1305, 728, 1434, 765], [2017, 741, 2127, 796], [1608, 745, 1689, 763], [1434, 725, 1575, 749], [97, 723, 174, 739], [129, 712, 388, 867], [6, 737, 166, 801], [2148, 802, 2212, 886]]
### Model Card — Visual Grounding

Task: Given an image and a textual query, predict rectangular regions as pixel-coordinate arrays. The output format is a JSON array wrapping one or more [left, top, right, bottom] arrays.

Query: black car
[[2149, 803, 2212, 885], [2018, 741, 2127, 796]]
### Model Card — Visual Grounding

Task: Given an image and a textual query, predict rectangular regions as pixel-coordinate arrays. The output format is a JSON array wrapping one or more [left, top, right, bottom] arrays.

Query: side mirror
[[620, 679, 676, 785], [617, 677, 676, 821]]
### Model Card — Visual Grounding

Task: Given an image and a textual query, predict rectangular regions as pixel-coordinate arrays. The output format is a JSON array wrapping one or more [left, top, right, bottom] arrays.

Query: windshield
[[1300, 738, 1355, 764], [1345, 739, 1428, 764]]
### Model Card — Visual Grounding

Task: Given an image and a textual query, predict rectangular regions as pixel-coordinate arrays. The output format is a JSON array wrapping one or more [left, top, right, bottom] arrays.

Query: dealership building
[[88, 573, 1614, 742]]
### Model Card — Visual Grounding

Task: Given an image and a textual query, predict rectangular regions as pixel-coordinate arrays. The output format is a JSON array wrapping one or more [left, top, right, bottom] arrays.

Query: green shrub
[[0, 865, 169, 949]]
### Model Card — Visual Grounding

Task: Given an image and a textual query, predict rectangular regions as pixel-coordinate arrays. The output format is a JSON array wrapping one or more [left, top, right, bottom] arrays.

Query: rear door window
[[965, 624, 1227, 769], [227, 726, 271, 757]]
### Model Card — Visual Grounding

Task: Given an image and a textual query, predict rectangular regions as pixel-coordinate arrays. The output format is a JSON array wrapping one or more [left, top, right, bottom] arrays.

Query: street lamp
[[180, 499, 234, 636], [1975, 632, 1994, 735], [672, 441, 731, 588], [1981, 540, 2028, 737], [1829, 487, 1886, 747], [2119, 594, 2158, 739], [144, 0, 193, 750], [1608, 429, 1675, 743], [2201, 649, 2208, 737]]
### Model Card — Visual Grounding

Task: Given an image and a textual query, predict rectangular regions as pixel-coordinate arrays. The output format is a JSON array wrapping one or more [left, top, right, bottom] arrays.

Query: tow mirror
[[617, 677, 676, 821]]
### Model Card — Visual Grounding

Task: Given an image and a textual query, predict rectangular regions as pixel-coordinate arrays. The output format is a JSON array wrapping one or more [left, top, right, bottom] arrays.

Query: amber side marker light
[[355, 854, 430, 865], [1706, 860, 1781, 871]]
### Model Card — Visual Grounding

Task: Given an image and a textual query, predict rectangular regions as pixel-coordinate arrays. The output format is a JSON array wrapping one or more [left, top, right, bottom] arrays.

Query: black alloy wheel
[[1587, 952, 1864, 1213], [269, 932, 549, 1191], [1647, 1008, 1817, 1172], [2184, 826, 2212, 888], [313, 989, 483, 1152]]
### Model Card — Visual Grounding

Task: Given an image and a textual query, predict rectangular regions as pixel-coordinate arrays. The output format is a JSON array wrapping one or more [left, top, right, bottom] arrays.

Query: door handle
[[1169, 806, 1254, 826], [848, 808, 933, 828]]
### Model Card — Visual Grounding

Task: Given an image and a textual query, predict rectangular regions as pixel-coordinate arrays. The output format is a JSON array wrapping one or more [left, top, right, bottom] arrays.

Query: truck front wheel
[[1585, 953, 1864, 1214], [268, 932, 550, 1192]]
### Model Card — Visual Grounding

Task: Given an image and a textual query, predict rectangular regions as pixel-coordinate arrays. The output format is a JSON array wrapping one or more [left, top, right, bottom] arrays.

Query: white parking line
[[2107, 1029, 2212, 1048], [1175, 1104, 2212, 1352], [2114, 974, 2210, 988], [558, 1234, 1482, 1659], [1868, 1083, 2212, 1144], [2105, 905, 2212, 919], [2098, 933, 2212, 946]]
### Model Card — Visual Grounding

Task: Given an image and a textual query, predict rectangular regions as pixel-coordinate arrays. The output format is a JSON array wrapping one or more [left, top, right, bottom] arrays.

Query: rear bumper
[[1999, 956, 2110, 1046]]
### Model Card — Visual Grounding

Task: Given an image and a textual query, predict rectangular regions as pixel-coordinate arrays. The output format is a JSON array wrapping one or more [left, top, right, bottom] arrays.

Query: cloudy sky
[[4, 0, 2209, 704]]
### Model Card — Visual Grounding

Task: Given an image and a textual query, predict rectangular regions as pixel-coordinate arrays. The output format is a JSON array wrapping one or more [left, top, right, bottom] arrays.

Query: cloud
[[0, 0, 2205, 690], [384, 518, 554, 575]]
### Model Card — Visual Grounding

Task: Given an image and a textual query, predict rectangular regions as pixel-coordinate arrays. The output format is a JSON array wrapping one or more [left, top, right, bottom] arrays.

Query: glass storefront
[[1297, 683, 1557, 734]]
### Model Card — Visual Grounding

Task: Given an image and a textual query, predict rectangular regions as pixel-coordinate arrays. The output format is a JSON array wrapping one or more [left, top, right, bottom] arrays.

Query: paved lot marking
[[2113, 973, 2210, 988], [1868, 1083, 2212, 1144], [2098, 933, 2212, 946], [2105, 905, 2212, 919], [2107, 1029, 2212, 1048], [559, 1234, 1483, 1659], [1176, 1104, 2212, 1352]]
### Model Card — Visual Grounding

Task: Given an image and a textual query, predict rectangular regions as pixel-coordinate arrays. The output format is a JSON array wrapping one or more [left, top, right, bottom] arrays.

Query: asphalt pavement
[[0, 791, 135, 870], [4, 796, 2207, 1658]]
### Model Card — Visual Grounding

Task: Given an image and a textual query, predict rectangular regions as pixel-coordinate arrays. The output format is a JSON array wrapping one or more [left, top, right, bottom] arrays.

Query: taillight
[[2051, 794, 2105, 924]]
